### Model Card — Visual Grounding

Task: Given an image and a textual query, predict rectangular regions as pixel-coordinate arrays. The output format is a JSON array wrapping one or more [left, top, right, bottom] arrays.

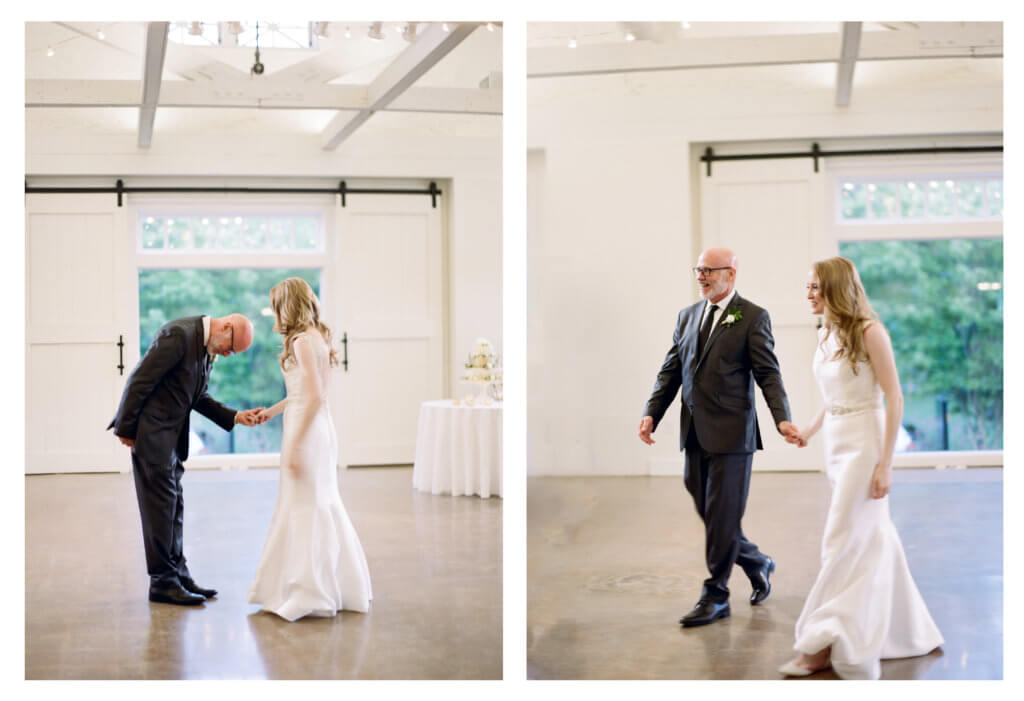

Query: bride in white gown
[[248, 277, 372, 622], [778, 257, 942, 679]]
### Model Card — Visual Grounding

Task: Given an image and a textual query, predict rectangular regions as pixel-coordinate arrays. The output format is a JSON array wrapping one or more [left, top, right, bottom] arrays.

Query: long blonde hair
[[269, 277, 339, 369], [813, 256, 880, 374]]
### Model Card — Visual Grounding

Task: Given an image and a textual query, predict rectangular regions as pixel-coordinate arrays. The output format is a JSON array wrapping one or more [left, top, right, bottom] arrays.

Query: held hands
[[637, 416, 655, 445], [235, 408, 269, 427], [778, 421, 806, 447], [870, 463, 892, 499]]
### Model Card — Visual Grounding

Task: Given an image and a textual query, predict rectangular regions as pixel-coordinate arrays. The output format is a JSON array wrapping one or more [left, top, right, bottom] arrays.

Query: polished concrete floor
[[26, 466, 501, 679], [527, 468, 1002, 680]]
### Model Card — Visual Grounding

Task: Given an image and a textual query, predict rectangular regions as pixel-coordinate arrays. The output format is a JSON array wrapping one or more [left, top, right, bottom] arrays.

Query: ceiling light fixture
[[625, 31, 635, 41], [367, 22, 384, 41], [250, 21, 265, 75], [97, 29, 105, 40], [344, 26, 352, 39], [681, 21, 691, 29], [568, 38, 577, 48], [402, 23, 417, 42], [486, 22, 495, 32], [46, 46, 55, 57], [442, 22, 450, 32]]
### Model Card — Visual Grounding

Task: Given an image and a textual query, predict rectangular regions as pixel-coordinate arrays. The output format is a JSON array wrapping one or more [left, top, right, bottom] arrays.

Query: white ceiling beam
[[321, 22, 478, 150], [836, 22, 862, 107], [26, 80, 501, 115], [138, 22, 169, 148], [527, 29, 1001, 78]]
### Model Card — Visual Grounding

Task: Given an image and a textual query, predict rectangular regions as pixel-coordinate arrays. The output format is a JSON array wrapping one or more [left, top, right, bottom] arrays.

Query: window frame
[[127, 193, 338, 469], [825, 153, 1003, 466]]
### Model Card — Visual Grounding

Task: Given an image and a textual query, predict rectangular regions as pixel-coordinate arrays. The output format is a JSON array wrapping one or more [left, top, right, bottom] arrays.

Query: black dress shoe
[[149, 583, 206, 606], [679, 599, 730, 627], [749, 556, 775, 605], [181, 577, 218, 599]]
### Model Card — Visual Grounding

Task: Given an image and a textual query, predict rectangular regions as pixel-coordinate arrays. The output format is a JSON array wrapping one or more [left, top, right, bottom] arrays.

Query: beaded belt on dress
[[826, 401, 883, 416]]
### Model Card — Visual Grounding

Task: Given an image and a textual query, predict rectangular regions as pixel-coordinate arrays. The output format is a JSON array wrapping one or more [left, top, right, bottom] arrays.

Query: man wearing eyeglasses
[[639, 247, 800, 627], [108, 314, 267, 607]]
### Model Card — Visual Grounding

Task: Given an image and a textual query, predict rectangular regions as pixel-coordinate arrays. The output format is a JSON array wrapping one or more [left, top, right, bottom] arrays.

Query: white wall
[[527, 58, 1002, 476], [25, 110, 503, 396]]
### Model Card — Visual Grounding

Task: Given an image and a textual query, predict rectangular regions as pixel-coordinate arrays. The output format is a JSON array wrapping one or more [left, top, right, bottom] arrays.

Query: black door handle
[[342, 332, 348, 371], [117, 335, 125, 375]]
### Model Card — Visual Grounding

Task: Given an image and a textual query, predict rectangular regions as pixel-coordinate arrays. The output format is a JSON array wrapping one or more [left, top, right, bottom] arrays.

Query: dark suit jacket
[[644, 293, 790, 454], [108, 316, 236, 464]]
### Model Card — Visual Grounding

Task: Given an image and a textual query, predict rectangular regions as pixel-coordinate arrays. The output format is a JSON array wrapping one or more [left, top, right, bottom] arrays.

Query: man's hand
[[117, 436, 135, 448], [638, 416, 655, 445], [235, 408, 268, 426], [778, 421, 806, 447]]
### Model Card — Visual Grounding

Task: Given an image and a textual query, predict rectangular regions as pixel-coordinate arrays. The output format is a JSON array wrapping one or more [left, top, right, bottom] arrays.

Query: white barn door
[[700, 158, 831, 470], [334, 195, 445, 466], [25, 194, 132, 474]]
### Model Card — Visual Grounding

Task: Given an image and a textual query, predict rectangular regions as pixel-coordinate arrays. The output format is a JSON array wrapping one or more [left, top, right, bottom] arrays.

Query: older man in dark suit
[[640, 247, 800, 627], [109, 313, 265, 606]]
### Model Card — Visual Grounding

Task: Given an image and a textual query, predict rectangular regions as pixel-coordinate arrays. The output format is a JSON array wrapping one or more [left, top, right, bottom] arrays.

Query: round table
[[412, 399, 502, 498]]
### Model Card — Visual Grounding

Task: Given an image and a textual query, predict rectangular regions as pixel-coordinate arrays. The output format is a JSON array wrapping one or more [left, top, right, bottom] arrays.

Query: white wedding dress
[[793, 327, 942, 679], [248, 332, 372, 621]]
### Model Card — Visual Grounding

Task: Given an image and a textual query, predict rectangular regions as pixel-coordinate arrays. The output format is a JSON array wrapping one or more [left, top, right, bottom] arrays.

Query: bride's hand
[[870, 463, 892, 499]]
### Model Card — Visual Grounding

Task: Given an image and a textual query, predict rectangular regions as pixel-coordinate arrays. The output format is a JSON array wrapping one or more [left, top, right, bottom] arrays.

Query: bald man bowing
[[109, 314, 266, 606], [640, 248, 800, 627]]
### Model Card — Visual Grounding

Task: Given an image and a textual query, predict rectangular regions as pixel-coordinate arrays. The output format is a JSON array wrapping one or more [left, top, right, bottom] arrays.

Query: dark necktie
[[697, 304, 719, 358]]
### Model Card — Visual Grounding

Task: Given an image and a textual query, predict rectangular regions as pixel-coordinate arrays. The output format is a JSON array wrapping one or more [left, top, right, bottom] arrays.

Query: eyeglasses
[[692, 266, 733, 277]]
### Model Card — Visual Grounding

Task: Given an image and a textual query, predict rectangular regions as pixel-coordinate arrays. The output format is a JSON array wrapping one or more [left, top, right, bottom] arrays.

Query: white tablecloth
[[412, 399, 502, 498]]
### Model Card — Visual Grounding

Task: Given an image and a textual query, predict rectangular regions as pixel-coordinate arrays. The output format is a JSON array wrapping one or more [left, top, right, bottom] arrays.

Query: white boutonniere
[[721, 308, 743, 327]]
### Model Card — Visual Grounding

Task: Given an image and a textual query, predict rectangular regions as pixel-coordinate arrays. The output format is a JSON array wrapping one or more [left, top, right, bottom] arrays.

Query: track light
[[367, 22, 384, 41]]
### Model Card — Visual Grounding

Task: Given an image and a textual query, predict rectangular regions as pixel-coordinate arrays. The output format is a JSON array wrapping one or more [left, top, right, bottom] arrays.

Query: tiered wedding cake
[[462, 338, 501, 382]]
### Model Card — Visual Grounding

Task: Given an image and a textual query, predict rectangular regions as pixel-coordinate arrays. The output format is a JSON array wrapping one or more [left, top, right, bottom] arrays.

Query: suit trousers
[[684, 424, 766, 603], [131, 450, 191, 587]]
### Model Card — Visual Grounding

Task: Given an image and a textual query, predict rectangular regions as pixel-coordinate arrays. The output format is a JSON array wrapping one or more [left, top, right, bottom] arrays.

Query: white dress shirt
[[699, 288, 738, 333]]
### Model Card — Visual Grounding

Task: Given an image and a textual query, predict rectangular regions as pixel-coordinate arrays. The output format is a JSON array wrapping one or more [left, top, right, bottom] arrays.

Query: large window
[[135, 207, 328, 457], [138, 268, 321, 455], [839, 239, 1002, 451], [834, 160, 1003, 455]]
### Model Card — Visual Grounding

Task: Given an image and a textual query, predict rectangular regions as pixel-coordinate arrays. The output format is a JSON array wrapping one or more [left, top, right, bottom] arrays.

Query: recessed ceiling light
[[46, 46, 55, 57], [625, 32, 635, 41], [568, 38, 577, 48]]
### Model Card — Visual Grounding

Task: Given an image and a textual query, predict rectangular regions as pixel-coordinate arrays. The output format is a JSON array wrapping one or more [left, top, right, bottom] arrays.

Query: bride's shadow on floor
[[246, 608, 373, 679]]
